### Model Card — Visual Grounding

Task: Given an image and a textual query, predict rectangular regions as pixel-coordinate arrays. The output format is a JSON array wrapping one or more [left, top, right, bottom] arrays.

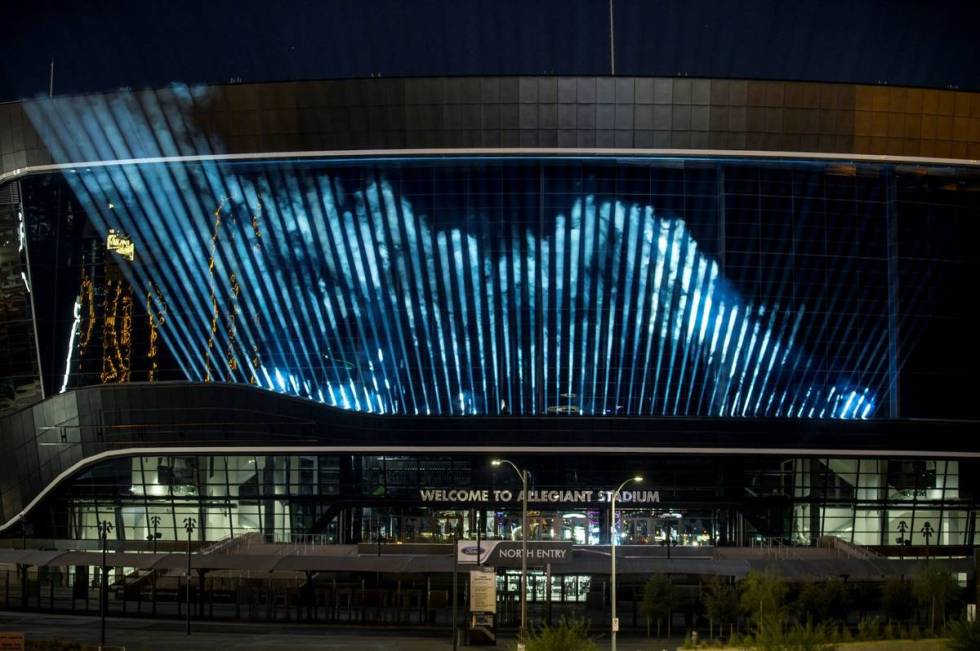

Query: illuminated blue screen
[[24, 89, 891, 418]]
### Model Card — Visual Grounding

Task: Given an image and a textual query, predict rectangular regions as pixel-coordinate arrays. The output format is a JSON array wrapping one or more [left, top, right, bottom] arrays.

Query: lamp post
[[610, 476, 643, 651], [920, 521, 934, 559], [97, 520, 113, 650], [451, 513, 463, 651], [183, 517, 196, 635], [896, 520, 909, 560], [148, 515, 161, 553], [492, 459, 529, 649]]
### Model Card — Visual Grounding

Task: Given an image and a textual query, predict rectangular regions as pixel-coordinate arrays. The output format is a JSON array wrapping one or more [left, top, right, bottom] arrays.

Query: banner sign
[[458, 540, 573, 567], [469, 569, 497, 613], [421, 488, 660, 505]]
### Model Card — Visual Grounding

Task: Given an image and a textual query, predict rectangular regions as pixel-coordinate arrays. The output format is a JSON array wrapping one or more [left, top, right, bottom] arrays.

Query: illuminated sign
[[420, 487, 661, 504], [469, 569, 497, 613], [106, 229, 135, 261], [458, 541, 573, 566]]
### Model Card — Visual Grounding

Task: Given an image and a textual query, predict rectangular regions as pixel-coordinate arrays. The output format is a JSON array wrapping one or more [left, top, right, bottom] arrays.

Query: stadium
[[1, 9, 979, 635]]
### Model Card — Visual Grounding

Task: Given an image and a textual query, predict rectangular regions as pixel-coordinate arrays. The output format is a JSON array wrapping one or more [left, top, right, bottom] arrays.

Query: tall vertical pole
[[611, 477, 641, 651], [98, 520, 112, 650], [611, 492, 618, 651], [452, 517, 458, 651], [186, 528, 192, 634], [545, 562, 552, 625], [520, 469, 528, 649], [101, 533, 107, 648], [184, 517, 196, 635], [608, 0, 616, 75], [48, 59, 54, 97], [492, 459, 530, 649]]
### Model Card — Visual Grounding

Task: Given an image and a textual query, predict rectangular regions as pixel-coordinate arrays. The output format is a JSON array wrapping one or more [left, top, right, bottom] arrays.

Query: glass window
[[886, 509, 915, 546], [908, 509, 942, 545], [853, 509, 882, 546], [821, 506, 854, 541], [857, 459, 883, 501], [942, 510, 968, 546]]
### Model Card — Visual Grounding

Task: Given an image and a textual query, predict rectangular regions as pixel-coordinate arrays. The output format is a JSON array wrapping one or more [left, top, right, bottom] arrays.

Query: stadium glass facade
[[50, 452, 974, 549], [3, 150, 977, 551]]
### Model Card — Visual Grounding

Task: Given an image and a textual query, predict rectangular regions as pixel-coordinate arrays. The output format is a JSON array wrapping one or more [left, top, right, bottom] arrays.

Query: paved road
[[0, 611, 684, 650]]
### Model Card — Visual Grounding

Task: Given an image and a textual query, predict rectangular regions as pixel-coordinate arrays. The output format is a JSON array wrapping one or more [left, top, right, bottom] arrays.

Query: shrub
[[752, 621, 837, 651], [881, 576, 915, 623], [857, 615, 881, 641], [520, 617, 597, 651], [881, 622, 896, 640], [902, 623, 923, 640], [948, 618, 980, 651], [26, 641, 88, 651]]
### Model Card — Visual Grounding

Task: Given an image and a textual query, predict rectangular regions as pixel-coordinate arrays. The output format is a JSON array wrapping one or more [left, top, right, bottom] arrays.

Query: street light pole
[[611, 476, 643, 651], [97, 520, 113, 650], [148, 515, 161, 554], [183, 517, 197, 635], [492, 459, 529, 649], [921, 521, 934, 559], [897, 520, 909, 560], [452, 514, 462, 651]]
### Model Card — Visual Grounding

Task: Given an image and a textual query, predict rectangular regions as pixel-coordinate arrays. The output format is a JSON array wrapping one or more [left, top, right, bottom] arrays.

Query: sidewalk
[[0, 611, 687, 650]]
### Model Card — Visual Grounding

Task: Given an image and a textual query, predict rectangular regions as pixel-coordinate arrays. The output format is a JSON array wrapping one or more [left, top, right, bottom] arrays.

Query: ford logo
[[461, 545, 486, 555]]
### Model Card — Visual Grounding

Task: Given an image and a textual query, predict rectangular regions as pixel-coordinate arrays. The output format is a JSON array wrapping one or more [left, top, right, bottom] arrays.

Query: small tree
[[703, 575, 739, 641], [640, 575, 681, 638], [739, 569, 787, 637], [881, 576, 915, 624], [796, 579, 849, 625], [912, 563, 958, 631]]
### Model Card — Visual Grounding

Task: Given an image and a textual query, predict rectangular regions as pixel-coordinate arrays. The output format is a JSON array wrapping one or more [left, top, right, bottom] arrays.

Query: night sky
[[3, 0, 979, 102]]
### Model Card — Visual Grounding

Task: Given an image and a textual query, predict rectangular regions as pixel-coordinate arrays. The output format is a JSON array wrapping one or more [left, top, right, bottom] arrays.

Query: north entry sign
[[457, 541, 573, 567]]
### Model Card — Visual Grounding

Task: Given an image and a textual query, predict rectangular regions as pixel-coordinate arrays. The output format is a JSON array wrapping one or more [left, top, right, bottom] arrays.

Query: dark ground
[[0, 611, 686, 650]]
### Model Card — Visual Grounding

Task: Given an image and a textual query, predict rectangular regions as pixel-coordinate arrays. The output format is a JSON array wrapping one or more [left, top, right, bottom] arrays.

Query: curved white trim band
[[2, 147, 978, 184]]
